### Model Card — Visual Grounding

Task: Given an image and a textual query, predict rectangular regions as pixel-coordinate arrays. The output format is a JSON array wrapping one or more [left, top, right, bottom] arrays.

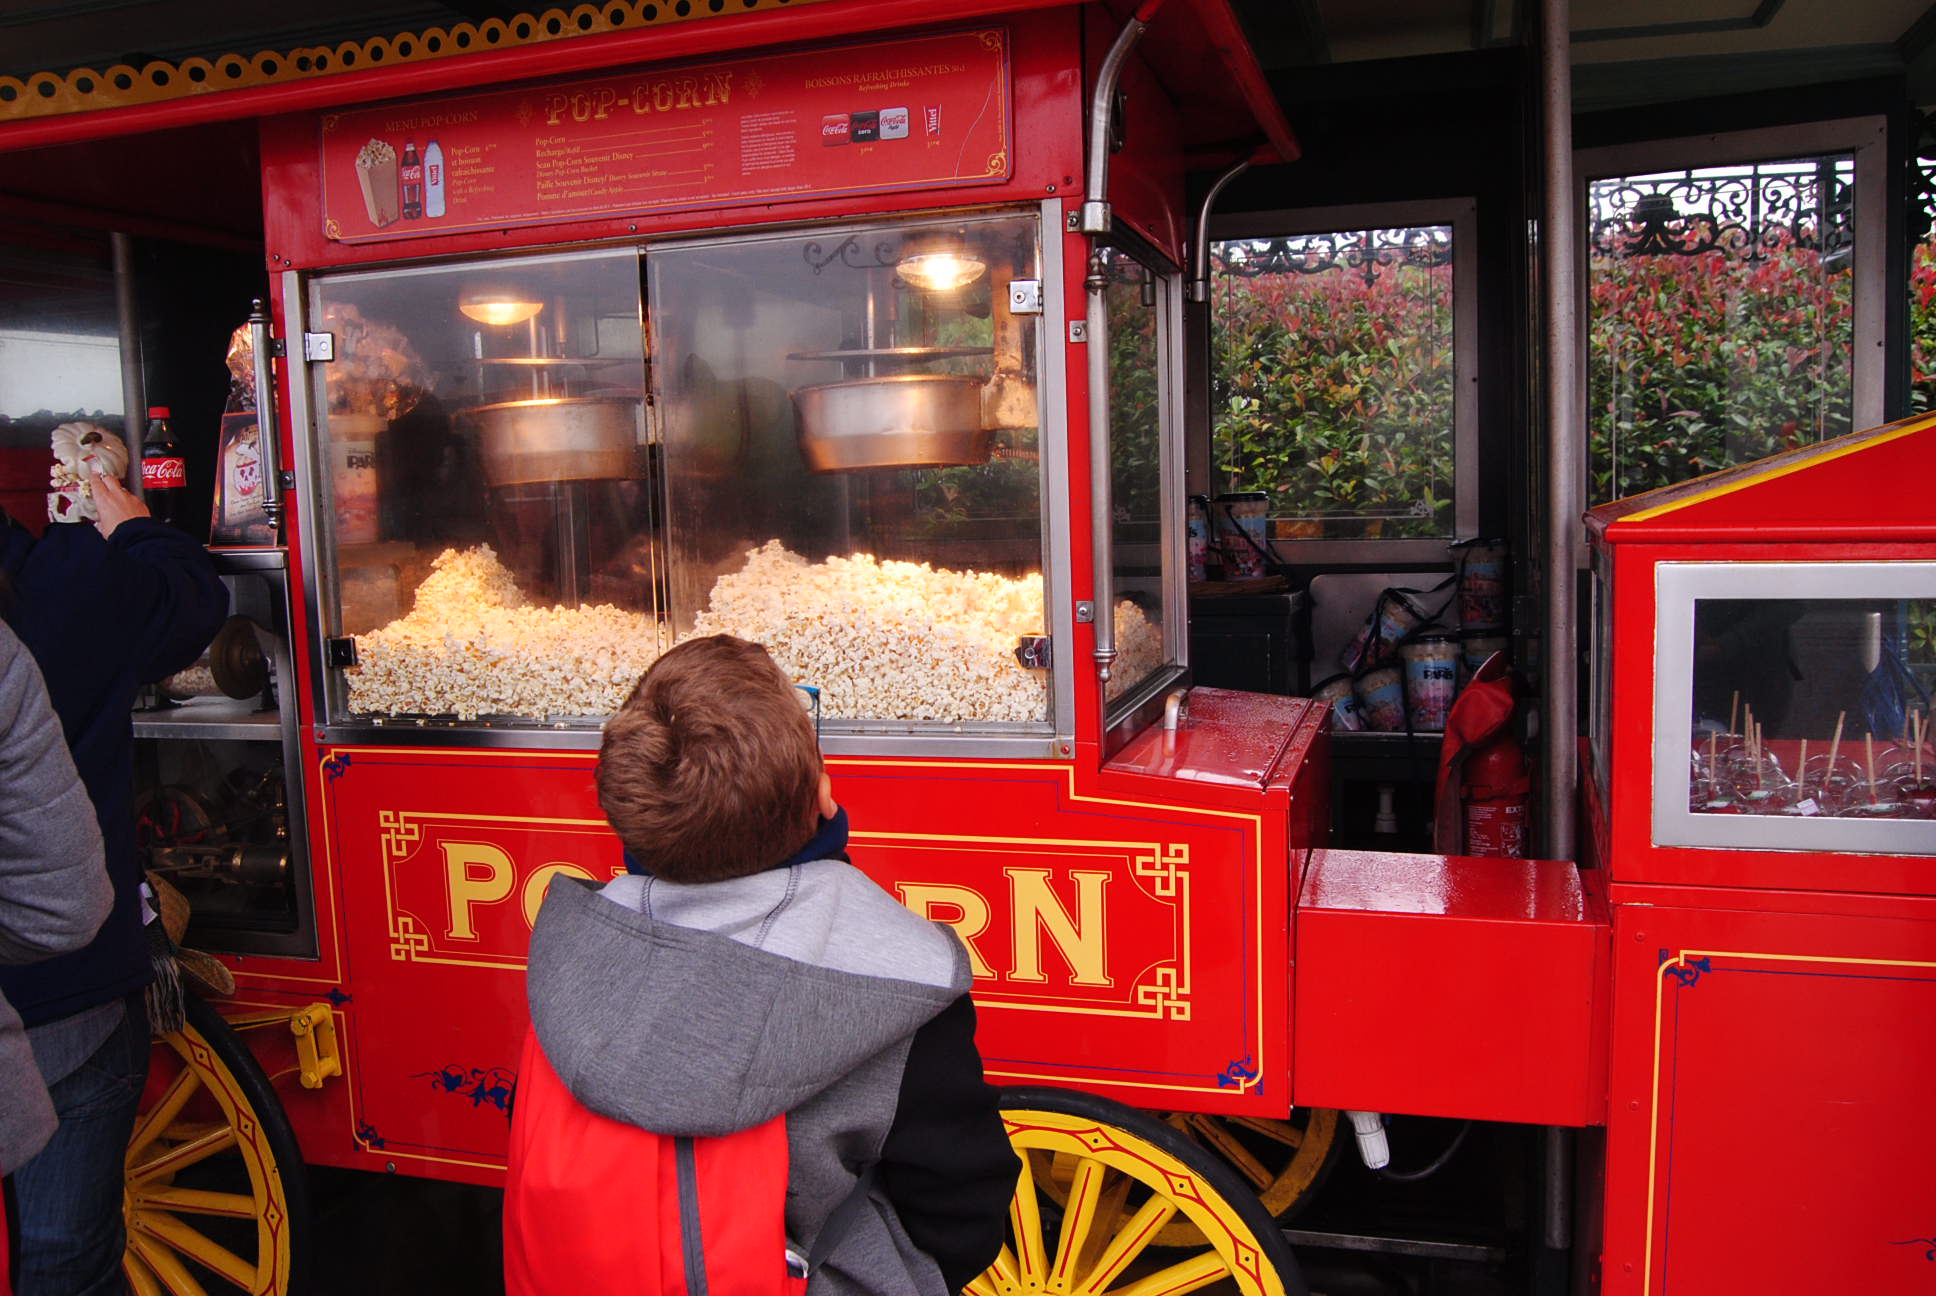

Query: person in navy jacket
[[0, 468, 226, 1296]]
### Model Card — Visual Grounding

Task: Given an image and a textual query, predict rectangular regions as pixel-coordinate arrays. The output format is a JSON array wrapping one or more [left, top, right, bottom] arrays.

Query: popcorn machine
[[93, 5, 1342, 1293]]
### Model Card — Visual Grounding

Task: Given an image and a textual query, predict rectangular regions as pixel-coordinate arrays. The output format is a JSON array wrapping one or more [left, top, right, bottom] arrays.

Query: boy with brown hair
[[508, 635, 1017, 1295]]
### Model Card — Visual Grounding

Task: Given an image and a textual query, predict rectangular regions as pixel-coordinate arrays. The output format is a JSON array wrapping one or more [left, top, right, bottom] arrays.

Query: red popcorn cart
[[1, 0, 1930, 1292]]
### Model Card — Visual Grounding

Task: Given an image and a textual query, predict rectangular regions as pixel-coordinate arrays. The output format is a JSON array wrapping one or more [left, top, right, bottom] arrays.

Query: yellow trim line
[[1619, 417, 1933, 525]]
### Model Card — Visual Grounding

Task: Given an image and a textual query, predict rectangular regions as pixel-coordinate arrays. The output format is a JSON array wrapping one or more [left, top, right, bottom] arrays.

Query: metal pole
[[1539, 0, 1579, 860], [1538, 0, 1580, 1275], [110, 231, 146, 493]]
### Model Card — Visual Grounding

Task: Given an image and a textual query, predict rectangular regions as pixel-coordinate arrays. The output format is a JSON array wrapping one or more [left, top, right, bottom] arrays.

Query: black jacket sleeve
[[876, 994, 1019, 1294], [108, 518, 229, 682]]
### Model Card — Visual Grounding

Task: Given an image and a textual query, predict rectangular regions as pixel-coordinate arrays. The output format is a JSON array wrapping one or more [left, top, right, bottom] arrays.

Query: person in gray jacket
[[0, 618, 110, 1184], [513, 635, 1018, 1295]]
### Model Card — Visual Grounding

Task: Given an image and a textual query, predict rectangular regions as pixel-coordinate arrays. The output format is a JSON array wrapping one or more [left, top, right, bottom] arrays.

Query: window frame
[[1206, 197, 1480, 565], [1576, 117, 1889, 515]]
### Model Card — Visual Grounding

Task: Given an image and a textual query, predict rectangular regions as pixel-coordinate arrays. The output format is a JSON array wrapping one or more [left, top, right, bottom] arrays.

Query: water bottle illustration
[[425, 139, 446, 218]]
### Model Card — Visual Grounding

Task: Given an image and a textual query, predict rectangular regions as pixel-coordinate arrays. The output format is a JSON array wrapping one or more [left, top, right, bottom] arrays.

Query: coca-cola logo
[[142, 457, 187, 488], [820, 114, 850, 146]]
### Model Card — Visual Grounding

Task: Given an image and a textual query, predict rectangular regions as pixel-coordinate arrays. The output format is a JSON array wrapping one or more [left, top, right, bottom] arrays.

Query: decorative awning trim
[[0, 0, 825, 124]]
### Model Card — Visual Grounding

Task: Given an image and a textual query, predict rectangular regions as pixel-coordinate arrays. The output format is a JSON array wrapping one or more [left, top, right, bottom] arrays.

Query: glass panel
[[312, 248, 663, 724], [136, 736, 302, 941], [0, 242, 124, 450], [1688, 597, 1936, 821], [1588, 156, 1854, 505], [647, 213, 1048, 727], [1210, 226, 1455, 541], [1102, 247, 1168, 702]]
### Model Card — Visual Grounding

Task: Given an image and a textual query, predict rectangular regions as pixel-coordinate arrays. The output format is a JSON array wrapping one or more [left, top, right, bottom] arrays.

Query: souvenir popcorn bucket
[[1460, 631, 1509, 680], [1186, 495, 1213, 583], [1311, 672, 1365, 732], [1353, 662, 1407, 732], [1401, 632, 1461, 732], [330, 412, 385, 545], [1340, 587, 1429, 673], [1213, 491, 1271, 578]]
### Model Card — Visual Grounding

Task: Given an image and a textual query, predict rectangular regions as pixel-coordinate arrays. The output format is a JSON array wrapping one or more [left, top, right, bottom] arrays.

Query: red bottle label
[[142, 457, 187, 489]]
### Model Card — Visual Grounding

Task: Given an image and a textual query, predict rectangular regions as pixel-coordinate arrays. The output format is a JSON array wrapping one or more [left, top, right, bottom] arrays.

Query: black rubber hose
[[1374, 1119, 1472, 1183]]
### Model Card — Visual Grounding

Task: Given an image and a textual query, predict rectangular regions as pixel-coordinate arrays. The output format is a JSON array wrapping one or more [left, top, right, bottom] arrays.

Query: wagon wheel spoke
[[132, 1186, 259, 1220], [129, 1124, 238, 1184], [132, 1209, 259, 1291], [123, 1248, 169, 1296], [1107, 1249, 1232, 1296], [1048, 1155, 1108, 1289], [1223, 1114, 1303, 1148], [1184, 1114, 1274, 1191], [127, 1230, 212, 1296], [1008, 1156, 1050, 1281], [1072, 1195, 1178, 1295], [128, 1065, 203, 1161], [1079, 1169, 1134, 1277]]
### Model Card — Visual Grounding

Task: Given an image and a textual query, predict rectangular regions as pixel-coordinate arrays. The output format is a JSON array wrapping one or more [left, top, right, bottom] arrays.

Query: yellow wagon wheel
[[1150, 1108, 1342, 1248], [124, 995, 309, 1295], [974, 1086, 1307, 1296]]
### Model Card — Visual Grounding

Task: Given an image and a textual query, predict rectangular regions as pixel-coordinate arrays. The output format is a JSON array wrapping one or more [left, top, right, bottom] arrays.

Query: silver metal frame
[[1576, 116, 1890, 476], [1206, 198, 1481, 565], [1652, 560, 1936, 855], [290, 209, 1075, 760], [132, 549, 319, 960], [1102, 232, 1189, 745]]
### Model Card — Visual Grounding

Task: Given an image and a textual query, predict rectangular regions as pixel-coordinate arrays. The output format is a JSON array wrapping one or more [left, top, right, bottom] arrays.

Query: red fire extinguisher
[[1433, 653, 1531, 857]]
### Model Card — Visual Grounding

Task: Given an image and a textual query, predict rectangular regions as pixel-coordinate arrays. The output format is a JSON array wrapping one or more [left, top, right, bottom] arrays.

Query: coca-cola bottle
[[401, 139, 423, 220], [140, 406, 187, 528]]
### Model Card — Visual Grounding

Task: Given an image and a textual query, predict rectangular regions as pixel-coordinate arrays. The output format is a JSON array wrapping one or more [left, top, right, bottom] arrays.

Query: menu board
[[320, 28, 1011, 244]]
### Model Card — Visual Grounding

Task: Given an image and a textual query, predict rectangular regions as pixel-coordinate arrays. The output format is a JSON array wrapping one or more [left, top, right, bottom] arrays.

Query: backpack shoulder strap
[[804, 1162, 877, 1275]]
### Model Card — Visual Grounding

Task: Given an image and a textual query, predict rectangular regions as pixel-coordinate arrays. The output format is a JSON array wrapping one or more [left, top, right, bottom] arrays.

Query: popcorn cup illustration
[[355, 138, 401, 227]]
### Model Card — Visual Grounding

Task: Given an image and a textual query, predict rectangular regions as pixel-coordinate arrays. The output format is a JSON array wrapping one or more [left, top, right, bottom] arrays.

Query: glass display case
[[1653, 560, 1936, 854], [305, 211, 1074, 739]]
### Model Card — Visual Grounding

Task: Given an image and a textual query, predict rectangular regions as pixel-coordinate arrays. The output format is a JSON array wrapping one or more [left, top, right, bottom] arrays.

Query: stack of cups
[[1451, 538, 1510, 682]]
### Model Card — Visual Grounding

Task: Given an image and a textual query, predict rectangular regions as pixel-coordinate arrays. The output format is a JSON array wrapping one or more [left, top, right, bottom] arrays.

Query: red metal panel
[[1293, 849, 1610, 1127], [280, 737, 1307, 1179], [1600, 537, 1936, 899], [1601, 901, 1936, 1296]]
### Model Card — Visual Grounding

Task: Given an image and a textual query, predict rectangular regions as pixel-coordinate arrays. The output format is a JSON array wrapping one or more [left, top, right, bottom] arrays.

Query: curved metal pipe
[[1087, 247, 1116, 680], [1079, 0, 1167, 235], [1188, 159, 1250, 303]]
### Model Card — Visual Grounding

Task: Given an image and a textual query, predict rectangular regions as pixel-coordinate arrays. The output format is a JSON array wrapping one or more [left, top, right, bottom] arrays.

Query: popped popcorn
[[346, 540, 1167, 727], [347, 546, 663, 720], [691, 541, 1165, 724]]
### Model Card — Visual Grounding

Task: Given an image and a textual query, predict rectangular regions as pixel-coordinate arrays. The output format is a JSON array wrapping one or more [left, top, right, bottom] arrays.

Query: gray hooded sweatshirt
[[0, 619, 110, 1172], [527, 861, 1012, 1295]]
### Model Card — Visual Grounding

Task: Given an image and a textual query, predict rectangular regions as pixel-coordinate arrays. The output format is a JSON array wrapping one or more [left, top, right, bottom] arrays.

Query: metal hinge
[[268, 337, 287, 358], [1068, 320, 1089, 344], [1007, 279, 1043, 314], [303, 332, 336, 362], [1066, 210, 1082, 232], [325, 637, 359, 668], [290, 1004, 343, 1090], [1075, 601, 1096, 624], [1014, 635, 1051, 669]]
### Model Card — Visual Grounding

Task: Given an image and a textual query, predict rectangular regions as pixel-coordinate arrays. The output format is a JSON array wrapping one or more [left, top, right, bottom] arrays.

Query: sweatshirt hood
[[525, 861, 968, 1138]]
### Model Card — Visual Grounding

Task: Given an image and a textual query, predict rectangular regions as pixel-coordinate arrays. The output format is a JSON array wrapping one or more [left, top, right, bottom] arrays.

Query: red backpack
[[504, 1029, 869, 1296]]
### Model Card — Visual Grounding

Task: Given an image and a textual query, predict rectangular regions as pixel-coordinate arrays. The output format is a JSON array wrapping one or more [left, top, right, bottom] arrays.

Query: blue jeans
[[11, 998, 148, 1296]]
